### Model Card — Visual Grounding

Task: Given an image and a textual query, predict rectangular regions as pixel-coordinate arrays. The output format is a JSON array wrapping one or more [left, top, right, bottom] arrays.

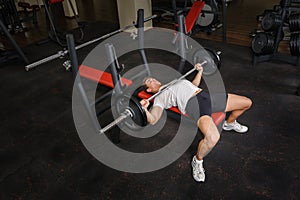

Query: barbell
[[99, 59, 210, 134], [24, 14, 157, 71]]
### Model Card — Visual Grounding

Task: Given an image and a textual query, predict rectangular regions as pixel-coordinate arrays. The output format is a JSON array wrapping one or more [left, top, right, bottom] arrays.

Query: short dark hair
[[142, 77, 153, 93], [142, 76, 152, 85]]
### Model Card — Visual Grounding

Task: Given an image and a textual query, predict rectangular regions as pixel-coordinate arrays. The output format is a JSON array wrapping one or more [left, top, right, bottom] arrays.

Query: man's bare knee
[[245, 97, 252, 109], [198, 116, 220, 148], [197, 116, 211, 133], [206, 131, 220, 148]]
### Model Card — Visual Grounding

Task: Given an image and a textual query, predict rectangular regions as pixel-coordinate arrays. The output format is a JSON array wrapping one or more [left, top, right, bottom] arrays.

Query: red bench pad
[[185, 1, 205, 34], [49, 0, 64, 4], [79, 65, 132, 88]]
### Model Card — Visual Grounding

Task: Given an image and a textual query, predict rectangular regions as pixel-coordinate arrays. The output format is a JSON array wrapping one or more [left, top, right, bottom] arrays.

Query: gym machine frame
[[67, 9, 153, 142]]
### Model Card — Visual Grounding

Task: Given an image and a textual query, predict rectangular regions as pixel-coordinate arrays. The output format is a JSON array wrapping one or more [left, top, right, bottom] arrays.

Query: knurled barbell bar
[[99, 60, 210, 134]]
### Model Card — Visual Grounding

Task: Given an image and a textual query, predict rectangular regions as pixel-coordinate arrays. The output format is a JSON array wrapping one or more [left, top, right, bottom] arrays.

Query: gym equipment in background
[[0, 0, 23, 32], [0, 18, 29, 65], [173, 14, 221, 73], [251, 0, 300, 67], [153, 0, 228, 42], [17, 1, 39, 25], [41, 0, 86, 47]]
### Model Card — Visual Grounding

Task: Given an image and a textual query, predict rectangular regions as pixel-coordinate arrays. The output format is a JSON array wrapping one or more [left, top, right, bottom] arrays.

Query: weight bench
[[176, 1, 205, 35], [155, 0, 204, 35], [185, 1, 205, 34]]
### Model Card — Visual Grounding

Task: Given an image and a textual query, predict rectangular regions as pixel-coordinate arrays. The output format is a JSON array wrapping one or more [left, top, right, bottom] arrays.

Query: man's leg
[[192, 115, 220, 182], [225, 93, 252, 122], [196, 115, 220, 160], [223, 93, 252, 133]]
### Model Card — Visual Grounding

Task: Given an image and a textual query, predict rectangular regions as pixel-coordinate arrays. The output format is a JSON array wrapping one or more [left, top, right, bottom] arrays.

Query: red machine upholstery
[[174, 1, 205, 34], [185, 1, 205, 34], [79, 65, 132, 88], [49, 0, 64, 4]]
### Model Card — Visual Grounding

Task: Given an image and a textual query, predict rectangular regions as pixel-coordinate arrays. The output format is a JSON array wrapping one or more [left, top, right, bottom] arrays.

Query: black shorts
[[185, 90, 228, 121]]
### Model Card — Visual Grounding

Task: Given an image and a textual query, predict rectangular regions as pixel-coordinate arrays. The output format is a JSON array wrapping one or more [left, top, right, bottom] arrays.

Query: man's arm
[[140, 100, 163, 125], [191, 63, 203, 87]]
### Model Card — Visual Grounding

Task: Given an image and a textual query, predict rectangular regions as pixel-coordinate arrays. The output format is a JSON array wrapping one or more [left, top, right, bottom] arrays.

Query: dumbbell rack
[[253, 0, 300, 67]]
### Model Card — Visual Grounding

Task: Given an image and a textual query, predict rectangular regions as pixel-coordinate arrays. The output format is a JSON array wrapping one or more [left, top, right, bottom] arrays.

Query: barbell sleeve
[[99, 109, 133, 134], [24, 14, 157, 71], [25, 50, 68, 71]]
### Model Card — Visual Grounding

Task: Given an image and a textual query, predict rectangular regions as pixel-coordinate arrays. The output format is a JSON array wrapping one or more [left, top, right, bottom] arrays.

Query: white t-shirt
[[153, 79, 199, 114]]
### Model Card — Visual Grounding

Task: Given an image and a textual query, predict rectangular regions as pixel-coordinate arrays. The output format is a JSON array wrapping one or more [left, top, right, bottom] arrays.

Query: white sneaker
[[191, 156, 205, 182], [222, 120, 248, 133]]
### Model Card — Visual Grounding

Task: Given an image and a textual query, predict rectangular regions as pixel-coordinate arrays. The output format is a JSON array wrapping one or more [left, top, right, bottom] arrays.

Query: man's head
[[143, 77, 162, 93]]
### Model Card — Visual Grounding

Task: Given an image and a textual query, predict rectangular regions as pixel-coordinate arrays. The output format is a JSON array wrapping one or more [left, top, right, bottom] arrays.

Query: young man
[[140, 63, 252, 182]]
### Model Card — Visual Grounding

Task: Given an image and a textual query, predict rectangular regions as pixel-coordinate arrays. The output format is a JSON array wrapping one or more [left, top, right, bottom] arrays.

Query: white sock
[[226, 120, 236, 125], [194, 156, 203, 164]]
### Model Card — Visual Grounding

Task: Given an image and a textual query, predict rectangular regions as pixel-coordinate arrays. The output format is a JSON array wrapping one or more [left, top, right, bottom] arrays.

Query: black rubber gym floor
[[1, 21, 300, 200]]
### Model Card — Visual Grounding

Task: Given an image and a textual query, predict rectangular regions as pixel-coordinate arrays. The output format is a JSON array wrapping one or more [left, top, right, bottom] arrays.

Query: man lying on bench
[[140, 63, 252, 183]]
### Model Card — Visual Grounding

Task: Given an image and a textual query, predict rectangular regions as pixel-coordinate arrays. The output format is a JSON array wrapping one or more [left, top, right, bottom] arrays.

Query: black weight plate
[[115, 96, 147, 131], [252, 32, 274, 54], [192, 48, 219, 76], [289, 13, 300, 32], [262, 12, 275, 31], [128, 97, 147, 127], [252, 33, 267, 54], [290, 33, 298, 55], [297, 34, 300, 55], [205, 47, 221, 70]]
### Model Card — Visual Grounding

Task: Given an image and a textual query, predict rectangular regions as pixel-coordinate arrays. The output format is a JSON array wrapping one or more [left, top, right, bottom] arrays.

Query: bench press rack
[[67, 10, 225, 142]]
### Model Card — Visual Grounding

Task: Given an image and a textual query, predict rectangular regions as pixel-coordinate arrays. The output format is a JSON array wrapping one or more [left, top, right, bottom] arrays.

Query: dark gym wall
[[75, 0, 119, 23]]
